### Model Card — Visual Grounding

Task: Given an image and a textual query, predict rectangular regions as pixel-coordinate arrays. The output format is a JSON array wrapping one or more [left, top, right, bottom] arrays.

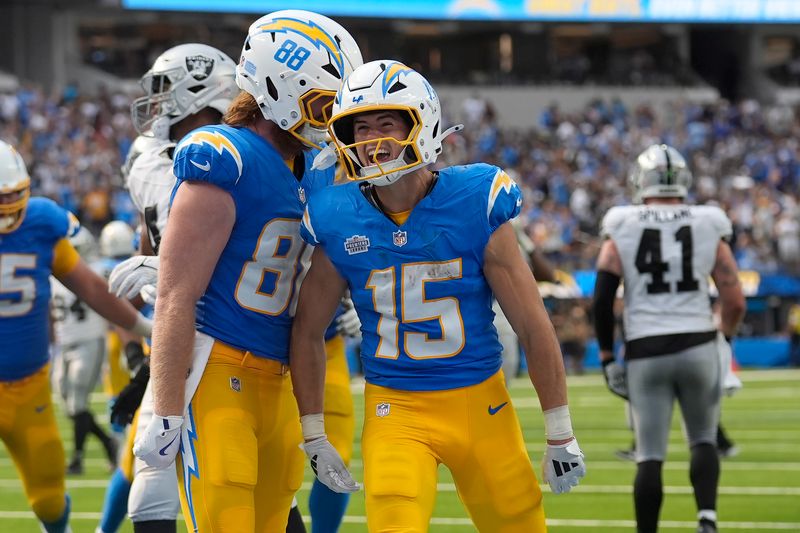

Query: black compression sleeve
[[593, 270, 621, 352]]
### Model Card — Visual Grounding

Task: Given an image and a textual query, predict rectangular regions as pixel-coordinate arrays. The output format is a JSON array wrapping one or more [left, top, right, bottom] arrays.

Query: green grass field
[[2, 369, 799, 532]]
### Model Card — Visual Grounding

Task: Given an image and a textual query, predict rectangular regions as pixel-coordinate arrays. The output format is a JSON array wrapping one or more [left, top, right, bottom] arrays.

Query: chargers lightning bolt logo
[[381, 62, 414, 96], [180, 405, 200, 532], [255, 17, 344, 77], [181, 131, 243, 178]]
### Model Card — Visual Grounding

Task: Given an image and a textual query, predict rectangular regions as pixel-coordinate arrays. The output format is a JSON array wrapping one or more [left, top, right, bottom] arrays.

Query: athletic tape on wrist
[[300, 413, 326, 441], [543, 405, 574, 441]]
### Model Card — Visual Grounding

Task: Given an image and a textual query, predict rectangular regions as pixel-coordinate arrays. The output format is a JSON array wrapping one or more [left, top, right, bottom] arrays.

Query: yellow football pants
[[103, 330, 130, 398], [0, 365, 67, 522], [324, 335, 355, 466], [176, 341, 305, 533], [362, 370, 546, 533], [119, 409, 139, 482]]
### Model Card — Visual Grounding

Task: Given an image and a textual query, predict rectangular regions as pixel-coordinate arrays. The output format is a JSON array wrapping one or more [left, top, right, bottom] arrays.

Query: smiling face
[[352, 110, 412, 168]]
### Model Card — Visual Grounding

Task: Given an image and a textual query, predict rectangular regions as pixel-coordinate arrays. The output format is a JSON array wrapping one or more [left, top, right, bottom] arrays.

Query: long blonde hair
[[223, 91, 260, 127]]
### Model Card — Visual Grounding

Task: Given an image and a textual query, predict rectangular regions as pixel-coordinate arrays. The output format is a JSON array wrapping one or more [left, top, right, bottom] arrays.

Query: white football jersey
[[51, 261, 108, 346], [601, 204, 732, 341], [126, 140, 175, 253]]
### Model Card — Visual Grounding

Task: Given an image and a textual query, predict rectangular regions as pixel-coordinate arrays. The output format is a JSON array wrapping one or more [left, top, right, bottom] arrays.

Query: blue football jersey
[[0, 198, 79, 380], [301, 163, 522, 391], [173, 125, 334, 363]]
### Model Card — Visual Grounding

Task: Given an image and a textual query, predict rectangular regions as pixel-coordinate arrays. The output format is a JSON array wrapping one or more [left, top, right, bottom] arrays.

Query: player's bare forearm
[[291, 248, 347, 416], [485, 223, 569, 411], [149, 181, 236, 416], [290, 331, 327, 416], [59, 260, 140, 329], [712, 241, 746, 337], [150, 291, 195, 416]]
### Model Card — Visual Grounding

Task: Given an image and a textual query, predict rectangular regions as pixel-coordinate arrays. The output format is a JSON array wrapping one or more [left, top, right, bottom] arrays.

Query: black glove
[[124, 341, 146, 375], [110, 364, 150, 427]]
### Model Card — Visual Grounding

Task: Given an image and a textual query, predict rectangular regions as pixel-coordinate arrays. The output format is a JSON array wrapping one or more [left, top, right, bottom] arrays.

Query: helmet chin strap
[[440, 124, 464, 141]]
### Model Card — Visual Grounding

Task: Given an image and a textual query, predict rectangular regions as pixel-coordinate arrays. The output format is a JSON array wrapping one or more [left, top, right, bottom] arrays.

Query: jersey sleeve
[[173, 127, 244, 192], [51, 238, 80, 277], [485, 167, 522, 232], [705, 206, 733, 242], [300, 204, 321, 246]]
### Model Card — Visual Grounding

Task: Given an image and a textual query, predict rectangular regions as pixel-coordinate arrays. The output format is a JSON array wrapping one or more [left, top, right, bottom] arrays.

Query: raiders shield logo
[[186, 55, 214, 81]]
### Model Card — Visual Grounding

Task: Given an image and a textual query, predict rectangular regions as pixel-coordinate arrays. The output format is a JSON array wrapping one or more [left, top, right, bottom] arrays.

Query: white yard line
[[0, 510, 797, 530]]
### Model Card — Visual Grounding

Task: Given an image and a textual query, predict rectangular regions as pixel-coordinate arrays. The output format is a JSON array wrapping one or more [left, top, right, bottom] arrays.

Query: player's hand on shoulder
[[601, 359, 628, 400], [133, 412, 183, 469], [543, 437, 586, 494], [109, 255, 160, 300], [301, 436, 361, 494]]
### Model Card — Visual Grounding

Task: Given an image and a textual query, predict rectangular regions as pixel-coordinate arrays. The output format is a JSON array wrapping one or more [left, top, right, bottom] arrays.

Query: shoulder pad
[[697, 205, 733, 241], [600, 206, 631, 238]]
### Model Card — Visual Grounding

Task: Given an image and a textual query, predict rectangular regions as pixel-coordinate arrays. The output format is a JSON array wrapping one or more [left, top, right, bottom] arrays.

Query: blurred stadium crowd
[[2, 83, 799, 279]]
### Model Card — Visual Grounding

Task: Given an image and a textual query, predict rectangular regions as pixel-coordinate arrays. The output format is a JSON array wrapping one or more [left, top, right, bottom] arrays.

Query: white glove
[[140, 284, 158, 306], [543, 438, 586, 494], [336, 298, 361, 338], [717, 332, 742, 396], [133, 413, 183, 469], [301, 436, 361, 494], [109, 255, 160, 300], [602, 359, 628, 399]]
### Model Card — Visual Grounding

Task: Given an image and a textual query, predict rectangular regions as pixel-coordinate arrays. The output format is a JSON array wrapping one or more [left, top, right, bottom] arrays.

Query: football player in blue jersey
[[291, 61, 586, 532], [0, 140, 152, 533], [132, 10, 363, 533]]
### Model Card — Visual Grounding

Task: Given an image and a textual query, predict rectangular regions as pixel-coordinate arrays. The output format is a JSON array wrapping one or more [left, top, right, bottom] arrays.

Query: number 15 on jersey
[[366, 258, 465, 360]]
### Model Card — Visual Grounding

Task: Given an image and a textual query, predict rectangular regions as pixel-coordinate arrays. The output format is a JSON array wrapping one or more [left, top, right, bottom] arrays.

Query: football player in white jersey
[[592, 144, 746, 533], [103, 44, 239, 533], [51, 227, 119, 475]]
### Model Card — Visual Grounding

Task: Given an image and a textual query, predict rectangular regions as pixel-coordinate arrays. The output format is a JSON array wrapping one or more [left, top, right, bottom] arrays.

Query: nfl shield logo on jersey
[[229, 376, 241, 392], [298, 187, 306, 204], [376, 402, 391, 417], [186, 55, 214, 80], [392, 230, 407, 247]]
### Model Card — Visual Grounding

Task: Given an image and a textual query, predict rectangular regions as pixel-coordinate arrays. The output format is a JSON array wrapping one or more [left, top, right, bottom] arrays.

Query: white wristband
[[300, 413, 326, 441], [543, 405, 574, 441], [130, 313, 153, 338]]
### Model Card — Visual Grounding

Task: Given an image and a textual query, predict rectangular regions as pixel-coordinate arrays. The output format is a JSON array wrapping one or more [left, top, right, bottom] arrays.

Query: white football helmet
[[329, 60, 462, 186], [629, 144, 693, 203], [235, 10, 363, 148], [100, 221, 136, 259], [70, 227, 98, 259], [132, 43, 238, 139], [0, 140, 31, 233]]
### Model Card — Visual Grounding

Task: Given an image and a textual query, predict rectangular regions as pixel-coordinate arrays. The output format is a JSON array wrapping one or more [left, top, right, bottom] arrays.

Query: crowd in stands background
[[2, 85, 798, 277]]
